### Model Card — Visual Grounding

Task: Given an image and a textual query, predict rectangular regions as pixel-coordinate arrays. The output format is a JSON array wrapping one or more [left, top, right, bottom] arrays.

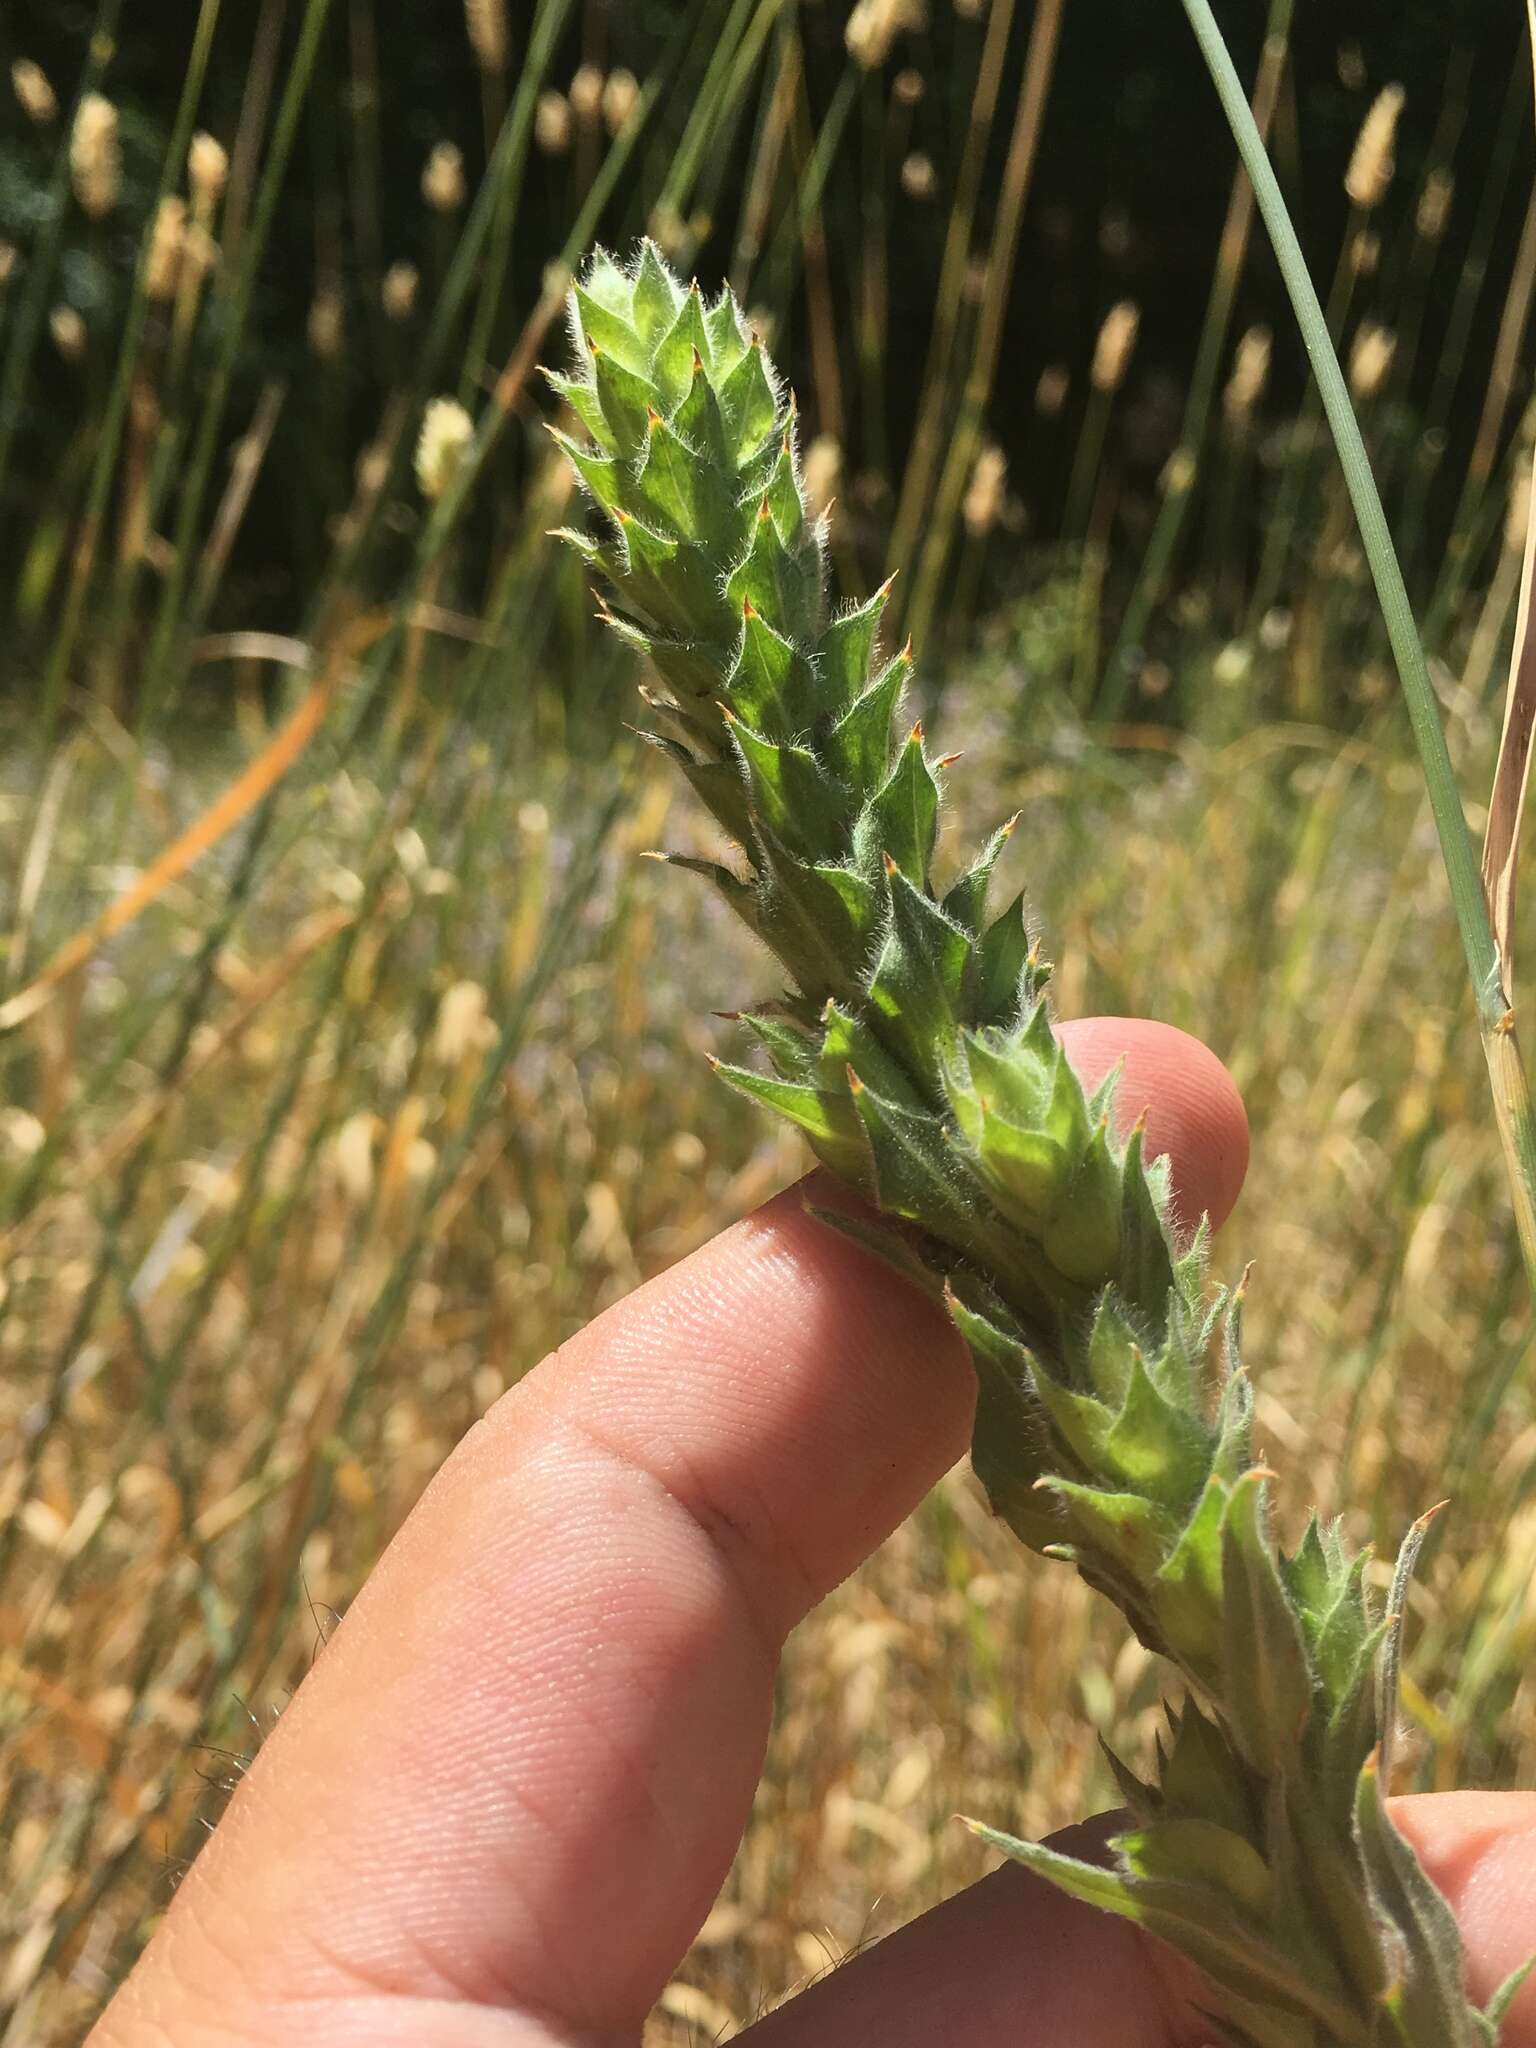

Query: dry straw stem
[[1476, 3, 1536, 1280]]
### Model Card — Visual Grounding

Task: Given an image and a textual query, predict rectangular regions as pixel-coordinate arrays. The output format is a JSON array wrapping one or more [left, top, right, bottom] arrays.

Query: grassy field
[[4, 2, 1536, 2040]]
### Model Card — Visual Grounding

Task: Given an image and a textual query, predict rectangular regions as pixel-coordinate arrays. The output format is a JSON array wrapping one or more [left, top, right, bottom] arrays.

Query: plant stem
[[1178, 0, 1536, 1301]]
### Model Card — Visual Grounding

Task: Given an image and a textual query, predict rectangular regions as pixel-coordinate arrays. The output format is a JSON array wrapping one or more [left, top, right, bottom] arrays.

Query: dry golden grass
[[5, 634, 1534, 2040]]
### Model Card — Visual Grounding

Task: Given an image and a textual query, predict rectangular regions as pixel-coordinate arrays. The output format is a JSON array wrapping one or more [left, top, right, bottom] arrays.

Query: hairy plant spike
[[545, 243, 1511, 2046]]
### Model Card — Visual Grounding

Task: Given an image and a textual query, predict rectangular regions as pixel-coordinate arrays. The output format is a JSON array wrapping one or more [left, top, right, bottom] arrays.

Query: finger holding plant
[[545, 241, 1532, 2046]]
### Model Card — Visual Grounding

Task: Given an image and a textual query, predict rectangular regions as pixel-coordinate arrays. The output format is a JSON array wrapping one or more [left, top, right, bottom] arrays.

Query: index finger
[[97, 1019, 1247, 2048]]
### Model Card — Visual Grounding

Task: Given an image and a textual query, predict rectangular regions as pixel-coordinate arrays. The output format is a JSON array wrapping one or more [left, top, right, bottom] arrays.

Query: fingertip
[[1058, 1016, 1250, 1233], [1392, 1793, 1536, 2034]]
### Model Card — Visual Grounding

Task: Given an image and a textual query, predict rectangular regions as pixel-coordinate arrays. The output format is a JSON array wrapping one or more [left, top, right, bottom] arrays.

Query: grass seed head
[[188, 131, 229, 213], [70, 93, 121, 219], [846, 0, 927, 71], [569, 65, 605, 125], [1223, 326, 1272, 423], [1091, 301, 1140, 393], [11, 57, 57, 125], [50, 304, 86, 361], [602, 69, 640, 136], [415, 397, 475, 501], [382, 260, 419, 321], [464, 0, 509, 73], [1348, 323, 1396, 401], [1344, 84, 1406, 212], [422, 140, 467, 213], [535, 91, 573, 155]]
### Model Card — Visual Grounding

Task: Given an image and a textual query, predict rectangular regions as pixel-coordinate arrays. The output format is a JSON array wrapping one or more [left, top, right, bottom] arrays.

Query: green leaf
[[633, 410, 711, 539], [644, 851, 758, 930], [1151, 1477, 1229, 1684], [1378, 1503, 1444, 1792], [947, 1282, 1063, 1546], [1117, 1122, 1180, 1331], [713, 1061, 865, 1177], [944, 814, 1019, 934], [550, 426, 624, 517], [704, 286, 751, 376], [727, 601, 815, 736], [855, 724, 940, 886], [1220, 1474, 1315, 1777], [1118, 1819, 1274, 1918], [1355, 1752, 1473, 2044], [1159, 1697, 1261, 1840], [631, 729, 752, 846], [765, 430, 807, 546], [726, 710, 846, 861], [1042, 1115, 1123, 1285], [735, 1008, 820, 1084], [819, 1000, 927, 1110], [615, 512, 736, 642], [726, 499, 820, 648], [572, 281, 649, 374], [543, 367, 610, 445], [1047, 1477, 1180, 1583], [717, 333, 780, 459], [826, 649, 910, 792], [1102, 1350, 1216, 1511], [653, 283, 712, 409], [579, 247, 636, 320], [818, 581, 896, 718], [751, 824, 875, 1006], [593, 349, 661, 457], [967, 1825, 1362, 2037], [1485, 1955, 1536, 2033], [631, 239, 682, 347], [866, 867, 971, 1093], [976, 892, 1035, 1027], [847, 1078, 1018, 1280], [673, 349, 731, 467], [958, 1105, 1067, 1228]]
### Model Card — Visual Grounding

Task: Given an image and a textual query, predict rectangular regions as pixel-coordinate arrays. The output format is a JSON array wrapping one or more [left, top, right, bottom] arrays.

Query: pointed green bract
[[547, 242, 1500, 2047]]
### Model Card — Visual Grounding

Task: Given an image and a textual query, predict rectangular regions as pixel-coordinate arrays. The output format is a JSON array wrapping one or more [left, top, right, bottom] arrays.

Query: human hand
[[93, 1020, 1536, 2046]]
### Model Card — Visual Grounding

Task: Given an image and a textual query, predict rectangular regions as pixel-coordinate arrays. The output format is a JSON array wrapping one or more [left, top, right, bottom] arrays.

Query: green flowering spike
[[547, 243, 1503, 2048]]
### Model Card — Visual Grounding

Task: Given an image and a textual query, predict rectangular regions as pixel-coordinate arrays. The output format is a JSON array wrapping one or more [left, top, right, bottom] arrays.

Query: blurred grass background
[[2, 0, 1536, 2039]]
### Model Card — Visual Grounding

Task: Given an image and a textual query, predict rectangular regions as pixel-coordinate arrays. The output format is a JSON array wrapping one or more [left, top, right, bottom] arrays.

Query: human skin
[[93, 1018, 1536, 2047]]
